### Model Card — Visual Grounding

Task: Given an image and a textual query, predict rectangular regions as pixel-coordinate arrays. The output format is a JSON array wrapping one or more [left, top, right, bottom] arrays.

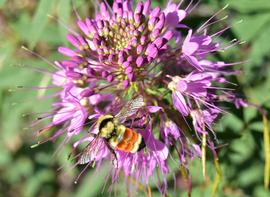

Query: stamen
[[197, 4, 229, 32], [21, 46, 60, 70]]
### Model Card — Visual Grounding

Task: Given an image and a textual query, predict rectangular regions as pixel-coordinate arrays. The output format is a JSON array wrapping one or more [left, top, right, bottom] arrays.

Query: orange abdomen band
[[116, 128, 139, 152], [130, 130, 138, 144], [123, 128, 133, 140], [125, 143, 134, 152], [116, 140, 128, 150]]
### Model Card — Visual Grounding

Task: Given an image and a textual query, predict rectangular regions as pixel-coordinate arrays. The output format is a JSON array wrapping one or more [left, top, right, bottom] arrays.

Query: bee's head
[[98, 115, 115, 138]]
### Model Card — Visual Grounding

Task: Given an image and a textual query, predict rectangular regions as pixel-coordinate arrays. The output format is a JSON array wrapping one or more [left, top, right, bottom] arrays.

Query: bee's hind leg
[[104, 140, 119, 169]]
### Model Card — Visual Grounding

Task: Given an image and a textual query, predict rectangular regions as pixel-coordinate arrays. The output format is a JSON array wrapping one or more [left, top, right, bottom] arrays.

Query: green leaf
[[227, 0, 270, 13], [232, 13, 270, 42], [9, 13, 31, 42], [0, 41, 15, 70], [244, 107, 257, 123], [40, 24, 63, 45], [254, 186, 270, 197], [237, 164, 263, 187], [58, 0, 72, 45], [74, 165, 109, 197], [0, 142, 12, 166], [24, 169, 54, 197], [0, 0, 6, 8], [229, 133, 256, 164], [28, 0, 54, 49], [245, 68, 270, 104], [250, 23, 270, 65]]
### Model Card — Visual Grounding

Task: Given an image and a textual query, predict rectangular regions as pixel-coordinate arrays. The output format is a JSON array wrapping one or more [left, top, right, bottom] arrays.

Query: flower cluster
[[36, 0, 246, 194]]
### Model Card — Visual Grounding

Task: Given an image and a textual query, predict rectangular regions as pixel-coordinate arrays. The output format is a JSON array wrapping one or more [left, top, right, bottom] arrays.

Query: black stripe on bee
[[138, 138, 146, 151], [98, 117, 114, 131]]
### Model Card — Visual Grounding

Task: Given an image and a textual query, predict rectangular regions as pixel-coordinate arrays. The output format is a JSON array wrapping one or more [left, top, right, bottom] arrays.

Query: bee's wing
[[115, 95, 145, 123], [77, 136, 104, 165], [78, 152, 91, 165]]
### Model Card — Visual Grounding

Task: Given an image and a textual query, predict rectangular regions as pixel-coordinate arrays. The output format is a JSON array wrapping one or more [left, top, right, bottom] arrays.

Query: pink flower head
[[32, 0, 249, 195]]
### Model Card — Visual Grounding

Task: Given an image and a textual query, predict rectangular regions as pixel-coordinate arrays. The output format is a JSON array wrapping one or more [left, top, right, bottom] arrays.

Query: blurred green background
[[0, 0, 270, 196]]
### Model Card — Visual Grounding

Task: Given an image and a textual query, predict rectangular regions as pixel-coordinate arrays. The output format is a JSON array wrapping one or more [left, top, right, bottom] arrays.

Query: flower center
[[75, 2, 174, 89]]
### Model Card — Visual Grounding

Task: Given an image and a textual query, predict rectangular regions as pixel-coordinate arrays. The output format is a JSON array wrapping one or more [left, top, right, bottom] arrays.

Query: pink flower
[[32, 0, 249, 194], [182, 30, 219, 70]]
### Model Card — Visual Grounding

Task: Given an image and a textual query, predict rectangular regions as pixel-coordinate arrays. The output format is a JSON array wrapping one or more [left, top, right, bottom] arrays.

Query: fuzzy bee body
[[97, 114, 145, 153], [78, 96, 145, 164], [77, 96, 146, 165]]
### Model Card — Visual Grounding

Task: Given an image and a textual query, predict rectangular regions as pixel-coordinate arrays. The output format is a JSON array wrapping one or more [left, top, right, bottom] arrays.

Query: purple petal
[[147, 106, 163, 113], [192, 144, 202, 157], [89, 94, 101, 105], [67, 109, 87, 136], [182, 30, 199, 56], [163, 120, 180, 140], [172, 92, 189, 116], [52, 70, 67, 86], [58, 47, 77, 57], [187, 82, 208, 97], [177, 80, 188, 92], [184, 55, 204, 71], [53, 106, 74, 125], [140, 127, 168, 160]]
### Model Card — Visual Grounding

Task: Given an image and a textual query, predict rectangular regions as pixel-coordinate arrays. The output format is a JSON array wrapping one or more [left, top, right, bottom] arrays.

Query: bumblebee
[[97, 114, 145, 153], [78, 96, 146, 164]]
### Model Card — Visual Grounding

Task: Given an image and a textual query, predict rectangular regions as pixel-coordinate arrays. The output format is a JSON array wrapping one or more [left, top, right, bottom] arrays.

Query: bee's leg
[[104, 140, 119, 169], [125, 120, 147, 130], [130, 113, 142, 128], [112, 150, 119, 169], [125, 115, 148, 130], [133, 125, 147, 129], [89, 133, 98, 138], [126, 123, 148, 131]]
